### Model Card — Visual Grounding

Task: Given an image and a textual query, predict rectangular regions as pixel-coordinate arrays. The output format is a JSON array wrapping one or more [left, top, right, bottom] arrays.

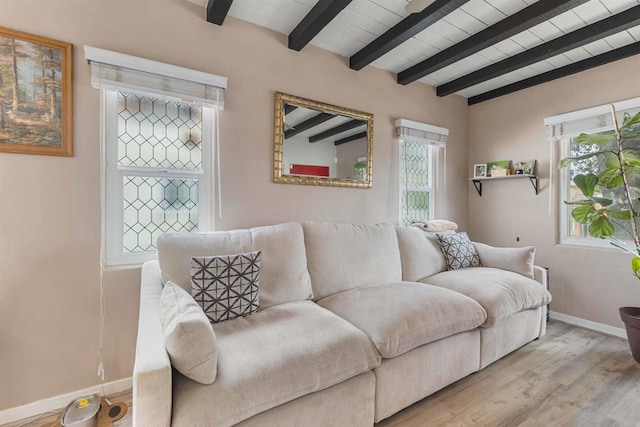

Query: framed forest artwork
[[0, 27, 73, 156]]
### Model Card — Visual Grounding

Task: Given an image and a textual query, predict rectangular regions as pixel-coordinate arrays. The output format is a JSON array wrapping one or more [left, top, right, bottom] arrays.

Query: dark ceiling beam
[[288, 0, 352, 51], [207, 0, 234, 26], [438, 5, 640, 96], [349, 0, 471, 71], [468, 41, 640, 105], [397, 0, 589, 85], [309, 119, 364, 142], [284, 104, 298, 115], [285, 113, 334, 139], [335, 131, 367, 145]]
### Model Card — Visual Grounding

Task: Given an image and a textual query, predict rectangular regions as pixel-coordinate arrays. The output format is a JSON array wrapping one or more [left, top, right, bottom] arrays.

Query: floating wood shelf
[[470, 174, 539, 196]]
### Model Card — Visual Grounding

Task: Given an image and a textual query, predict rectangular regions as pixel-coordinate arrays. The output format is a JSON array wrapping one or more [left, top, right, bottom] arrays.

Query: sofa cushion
[[436, 232, 481, 270], [303, 222, 402, 300], [159, 282, 217, 385], [317, 282, 487, 358], [190, 251, 261, 323], [171, 300, 381, 427], [157, 222, 313, 309], [474, 243, 535, 279], [421, 267, 552, 327], [395, 226, 447, 281]]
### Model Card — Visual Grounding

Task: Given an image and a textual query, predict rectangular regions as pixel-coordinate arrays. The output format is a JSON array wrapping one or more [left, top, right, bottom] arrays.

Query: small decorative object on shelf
[[514, 160, 536, 175], [486, 160, 511, 177], [491, 168, 510, 177], [473, 163, 487, 178]]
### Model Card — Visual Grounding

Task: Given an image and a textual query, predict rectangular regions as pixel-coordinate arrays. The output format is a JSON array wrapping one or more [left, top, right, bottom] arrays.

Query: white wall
[[336, 137, 367, 179], [282, 136, 337, 176], [468, 55, 640, 329]]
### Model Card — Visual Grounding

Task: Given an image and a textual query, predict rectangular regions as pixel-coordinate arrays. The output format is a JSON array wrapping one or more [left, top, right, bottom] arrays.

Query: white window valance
[[544, 96, 640, 139], [84, 46, 227, 109], [395, 119, 448, 147]]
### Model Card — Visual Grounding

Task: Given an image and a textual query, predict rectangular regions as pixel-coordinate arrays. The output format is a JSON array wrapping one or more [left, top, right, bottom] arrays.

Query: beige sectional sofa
[[133, 222, 551, 426]]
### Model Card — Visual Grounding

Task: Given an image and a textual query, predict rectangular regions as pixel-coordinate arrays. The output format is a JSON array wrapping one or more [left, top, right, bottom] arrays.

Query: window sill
[[102, 251, 157, 270], [558, 237, 622, 251]]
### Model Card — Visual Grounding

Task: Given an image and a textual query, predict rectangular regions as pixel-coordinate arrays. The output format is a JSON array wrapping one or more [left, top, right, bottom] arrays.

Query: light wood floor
[[5, 321, 639, 427]]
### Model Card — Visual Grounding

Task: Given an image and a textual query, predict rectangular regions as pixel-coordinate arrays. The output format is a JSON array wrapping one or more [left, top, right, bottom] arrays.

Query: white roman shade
[[395, 119, 448, 147], [84, 46, 227, 109], [545, 96, 640, 139]]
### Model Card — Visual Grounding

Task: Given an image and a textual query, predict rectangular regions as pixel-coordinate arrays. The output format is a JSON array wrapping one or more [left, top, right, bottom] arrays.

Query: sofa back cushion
[[157, 222, 313, 309], [302, 222, 402, 300], [395, 226, 447, 281]]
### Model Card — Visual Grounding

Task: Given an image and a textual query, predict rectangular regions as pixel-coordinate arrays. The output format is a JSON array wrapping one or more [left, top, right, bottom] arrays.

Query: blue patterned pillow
[[436, 232, 481, 270], [190, 251, 261, 323]]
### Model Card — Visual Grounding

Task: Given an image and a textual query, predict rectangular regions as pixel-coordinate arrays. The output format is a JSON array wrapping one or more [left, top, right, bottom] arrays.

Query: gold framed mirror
[[274, 92, 373, 188]]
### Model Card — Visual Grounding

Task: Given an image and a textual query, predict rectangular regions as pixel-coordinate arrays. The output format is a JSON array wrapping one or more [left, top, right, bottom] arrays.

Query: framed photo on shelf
[[515, 160, 536, 175], [0, 27, 73, 156], [473, 163, 487, 178]]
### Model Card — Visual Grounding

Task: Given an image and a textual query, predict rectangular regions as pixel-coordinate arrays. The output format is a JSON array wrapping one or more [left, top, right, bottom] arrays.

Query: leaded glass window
[[399, 139, 433, 225], [104, 90, 212, 266]]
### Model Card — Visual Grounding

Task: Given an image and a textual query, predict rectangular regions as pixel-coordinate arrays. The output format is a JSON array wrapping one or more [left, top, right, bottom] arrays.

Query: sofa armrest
[[133, 260, 172, 427], [533, 265, 547, 288], [532, 265, 548, 337]]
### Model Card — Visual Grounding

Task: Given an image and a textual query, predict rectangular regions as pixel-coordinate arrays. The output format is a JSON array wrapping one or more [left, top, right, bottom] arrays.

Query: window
[[396, 119, 448, 226], [399, 140, 434, 225], [103, 91, 213, 265], [548, 97, 640, 247], [85, 46, 226, 266]]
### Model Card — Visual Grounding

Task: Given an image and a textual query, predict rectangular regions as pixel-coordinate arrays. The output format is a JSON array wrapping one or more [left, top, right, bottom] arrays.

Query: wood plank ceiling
[[196, 0, 640, 104]]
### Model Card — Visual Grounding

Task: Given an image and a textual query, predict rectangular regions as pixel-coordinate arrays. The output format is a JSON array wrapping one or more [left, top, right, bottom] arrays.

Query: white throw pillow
[[473, 242, 535, 279], [160, 281, 218, 384]]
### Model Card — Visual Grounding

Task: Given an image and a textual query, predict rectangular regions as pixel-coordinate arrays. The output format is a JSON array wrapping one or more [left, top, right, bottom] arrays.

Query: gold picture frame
[[273, 91, 373, 188], [0, 27, 73, 156]]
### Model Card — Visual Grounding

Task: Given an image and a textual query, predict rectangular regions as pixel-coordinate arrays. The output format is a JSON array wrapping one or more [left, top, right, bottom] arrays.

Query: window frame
[[102, 90, 213, 267], [398, 139, 435, 225], [558, 127, 621, 249]]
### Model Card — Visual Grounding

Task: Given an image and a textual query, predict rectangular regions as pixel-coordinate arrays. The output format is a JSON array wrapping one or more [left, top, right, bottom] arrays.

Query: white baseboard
[[0, 377, 132, 425], [549, 311, 627, 339]]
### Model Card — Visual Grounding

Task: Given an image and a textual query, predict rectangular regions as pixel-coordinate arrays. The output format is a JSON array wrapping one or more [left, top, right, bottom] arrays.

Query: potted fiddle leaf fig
[[559, 105, 640, 362]]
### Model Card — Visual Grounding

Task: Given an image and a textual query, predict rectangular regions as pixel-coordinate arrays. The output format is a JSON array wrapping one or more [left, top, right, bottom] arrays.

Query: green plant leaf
[[558, 150, 612, 169], [632, 257, 640, 279], [591, 197, 614, 206], [588, 216, 615, 238], [622, 111, 640, 128], [574, 132, 615, 146], [598, 166, 623, 188], [605, 153, 620, 168], [571, 205, 595, 223], [573, 174, 598, 197], [565, 200, 596, 206], [607, 210, 632, 221], [621, 130, 640, 141]]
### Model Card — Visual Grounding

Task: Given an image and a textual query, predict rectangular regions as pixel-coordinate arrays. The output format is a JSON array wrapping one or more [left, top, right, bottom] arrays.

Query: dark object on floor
[[620, 306, 640, 363]]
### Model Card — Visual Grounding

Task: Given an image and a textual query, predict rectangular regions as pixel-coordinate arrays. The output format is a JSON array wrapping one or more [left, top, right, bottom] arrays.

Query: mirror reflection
[[274, 92, 373, 188]]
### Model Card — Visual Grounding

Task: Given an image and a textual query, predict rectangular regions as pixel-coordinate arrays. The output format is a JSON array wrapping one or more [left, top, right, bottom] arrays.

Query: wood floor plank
[[377, 321, 640, 427]]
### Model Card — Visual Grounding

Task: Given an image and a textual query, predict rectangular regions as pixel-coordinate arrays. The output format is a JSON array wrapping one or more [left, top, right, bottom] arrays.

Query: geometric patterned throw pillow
[[435, 232, 481, 271], [190, 251, 261, 324]]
